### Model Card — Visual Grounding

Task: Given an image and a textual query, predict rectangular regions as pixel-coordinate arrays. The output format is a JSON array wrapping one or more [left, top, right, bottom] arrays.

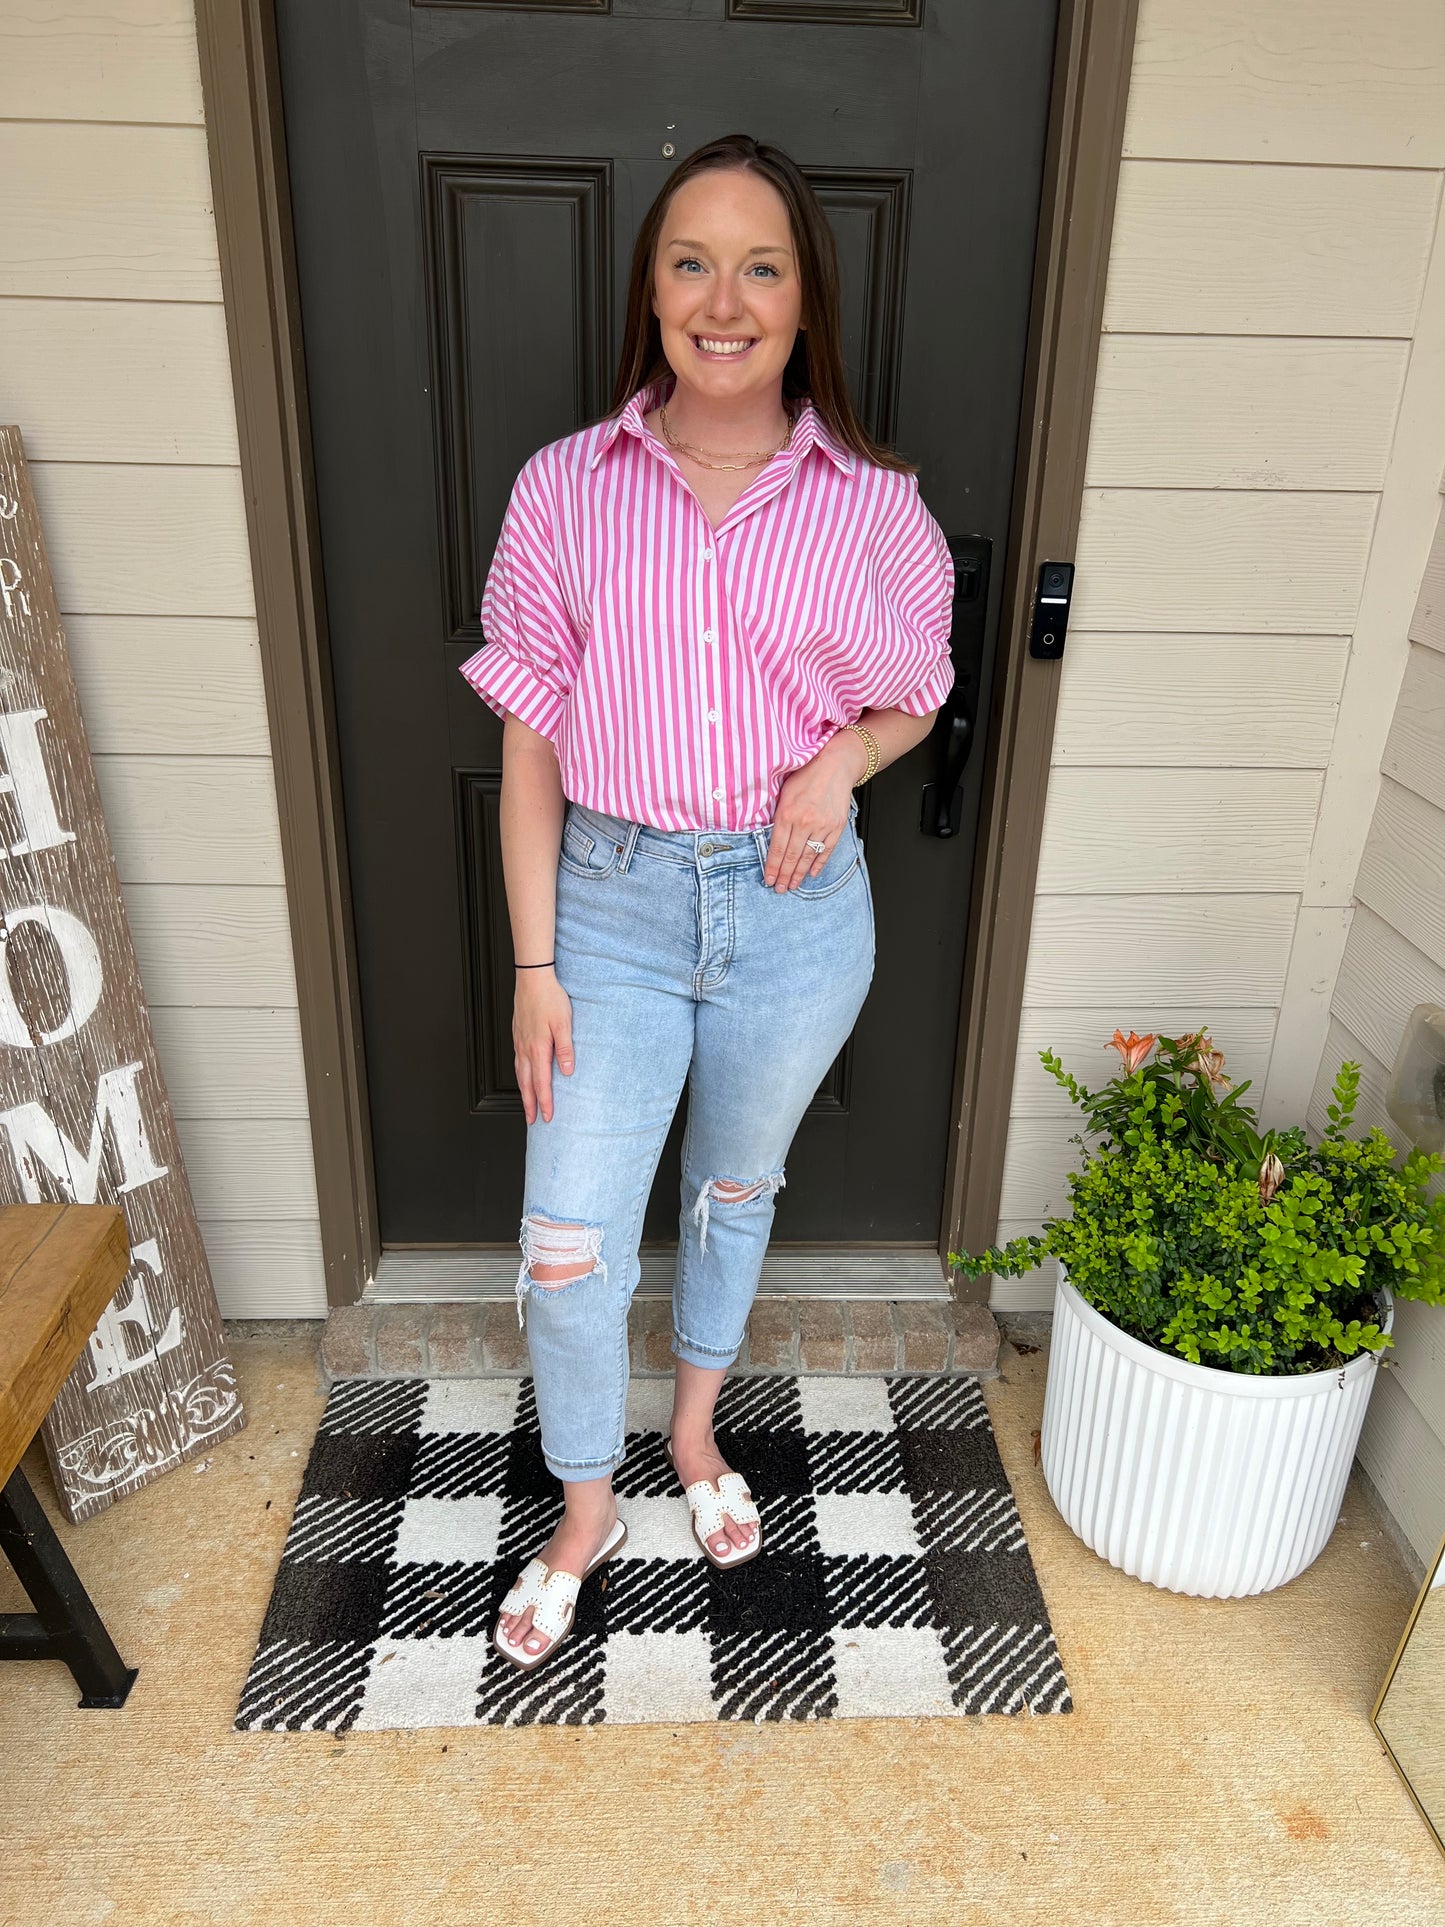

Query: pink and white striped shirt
[[460, 378, 955, 832]]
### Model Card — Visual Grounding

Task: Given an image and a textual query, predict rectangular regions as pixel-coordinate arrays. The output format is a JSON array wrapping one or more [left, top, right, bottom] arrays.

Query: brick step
[[320, 1297, 1000, 1383]]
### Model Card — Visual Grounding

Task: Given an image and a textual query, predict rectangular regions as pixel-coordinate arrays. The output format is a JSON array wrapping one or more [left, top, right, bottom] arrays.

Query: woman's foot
[[497, 1489, 619, 1661], [668, 1431, 758, 1560]]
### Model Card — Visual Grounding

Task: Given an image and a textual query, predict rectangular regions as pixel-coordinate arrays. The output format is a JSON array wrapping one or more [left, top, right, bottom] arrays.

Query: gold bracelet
[[841, 721, 880, 785]]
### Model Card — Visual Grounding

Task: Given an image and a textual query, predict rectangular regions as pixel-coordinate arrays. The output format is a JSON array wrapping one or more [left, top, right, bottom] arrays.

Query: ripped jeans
[[516, 792, 875, 1482]]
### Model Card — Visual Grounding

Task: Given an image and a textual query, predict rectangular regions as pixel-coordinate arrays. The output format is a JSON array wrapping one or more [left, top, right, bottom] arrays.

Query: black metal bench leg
[[0, 1464, 137, 1708]]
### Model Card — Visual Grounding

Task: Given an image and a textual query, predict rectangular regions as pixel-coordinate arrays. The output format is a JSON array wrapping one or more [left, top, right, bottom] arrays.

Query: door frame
[[192, 0, 1139, 1308]]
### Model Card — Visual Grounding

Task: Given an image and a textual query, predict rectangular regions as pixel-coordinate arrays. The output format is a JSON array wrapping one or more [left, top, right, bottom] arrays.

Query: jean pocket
[[791, 820, 862, 900], [558, 810, 623, 880]]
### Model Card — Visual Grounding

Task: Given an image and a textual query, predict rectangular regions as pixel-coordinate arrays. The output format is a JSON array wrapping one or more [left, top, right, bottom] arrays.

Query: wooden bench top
[[0, 1204, 130, 1488]]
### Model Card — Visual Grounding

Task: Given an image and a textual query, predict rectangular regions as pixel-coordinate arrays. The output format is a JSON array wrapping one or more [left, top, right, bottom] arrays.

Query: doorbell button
[[1029, 560, 1074, 661]]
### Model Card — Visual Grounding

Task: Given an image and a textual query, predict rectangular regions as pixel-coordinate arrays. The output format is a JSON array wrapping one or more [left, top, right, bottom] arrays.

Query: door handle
[[920, 535, 991, 838]]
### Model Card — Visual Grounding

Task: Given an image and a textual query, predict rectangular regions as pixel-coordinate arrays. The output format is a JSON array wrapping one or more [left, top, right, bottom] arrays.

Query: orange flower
[[1107, 1029, 1158, 1074]]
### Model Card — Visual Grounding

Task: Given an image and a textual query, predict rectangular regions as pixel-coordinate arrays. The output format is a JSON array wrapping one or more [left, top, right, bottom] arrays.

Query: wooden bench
[[0, 1203, 137, 1707]]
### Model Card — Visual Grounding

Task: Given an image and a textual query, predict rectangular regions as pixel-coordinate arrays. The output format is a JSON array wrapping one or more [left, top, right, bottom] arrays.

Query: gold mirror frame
[[1372, 1528, 1445, 1861]]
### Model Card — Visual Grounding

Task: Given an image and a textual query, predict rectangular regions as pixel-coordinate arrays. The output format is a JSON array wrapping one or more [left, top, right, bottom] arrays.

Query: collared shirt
[[460, 377, 955, 832]]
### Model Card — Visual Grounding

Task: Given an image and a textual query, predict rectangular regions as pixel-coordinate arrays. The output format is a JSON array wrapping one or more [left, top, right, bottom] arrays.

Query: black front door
[[276, 0, 1058, 1248]]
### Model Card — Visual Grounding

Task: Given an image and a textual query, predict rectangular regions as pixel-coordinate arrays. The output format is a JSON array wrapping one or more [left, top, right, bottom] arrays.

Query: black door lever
[[921, 535, 991, 838]]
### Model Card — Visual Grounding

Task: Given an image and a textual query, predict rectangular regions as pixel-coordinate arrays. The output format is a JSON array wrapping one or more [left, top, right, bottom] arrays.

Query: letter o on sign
[[0, 905, 104, 1048]]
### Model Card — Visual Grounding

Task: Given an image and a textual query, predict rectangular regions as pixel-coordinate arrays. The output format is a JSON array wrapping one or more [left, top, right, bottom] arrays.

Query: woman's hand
[[514, 968, 574, 1124], [764, 728, 869, 892]]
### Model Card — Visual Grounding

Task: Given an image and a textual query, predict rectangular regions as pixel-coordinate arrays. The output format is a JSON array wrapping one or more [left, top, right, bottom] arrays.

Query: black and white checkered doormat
[[236, 1373, 1072, 1729]]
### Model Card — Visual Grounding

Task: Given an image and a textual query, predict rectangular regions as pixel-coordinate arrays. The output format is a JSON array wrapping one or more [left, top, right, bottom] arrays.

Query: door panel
[[426, 157, 613, 655], [276, 0, 1058, 1246]]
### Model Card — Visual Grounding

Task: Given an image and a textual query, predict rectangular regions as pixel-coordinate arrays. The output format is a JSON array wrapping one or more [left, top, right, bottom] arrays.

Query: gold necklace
[[658, 402, 793, 471]]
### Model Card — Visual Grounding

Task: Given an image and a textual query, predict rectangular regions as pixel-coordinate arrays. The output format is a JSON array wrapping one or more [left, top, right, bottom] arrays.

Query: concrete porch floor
[[2, 1334, 1442, 1926]]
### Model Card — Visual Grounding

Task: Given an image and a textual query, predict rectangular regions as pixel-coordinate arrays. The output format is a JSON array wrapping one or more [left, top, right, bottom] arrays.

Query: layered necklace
[[658, 400, 794, 472]]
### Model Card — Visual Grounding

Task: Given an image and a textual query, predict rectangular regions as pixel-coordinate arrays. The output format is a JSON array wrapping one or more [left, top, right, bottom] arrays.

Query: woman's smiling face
[[651, 167, 803, 401]]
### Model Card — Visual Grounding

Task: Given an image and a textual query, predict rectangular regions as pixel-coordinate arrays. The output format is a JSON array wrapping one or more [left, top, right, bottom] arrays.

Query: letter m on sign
[[0, 1061, 169, 1202]]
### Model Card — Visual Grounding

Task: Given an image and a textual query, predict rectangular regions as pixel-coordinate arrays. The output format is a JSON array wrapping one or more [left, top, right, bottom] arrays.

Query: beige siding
[[996, 0, 1445, 1317], [122, 886, 300, 1007], [1331, 907, 1445, 1072], [29, 464, 256, 617], [0, 0, 205, 125], [1020, 896, 1297, 1006], [1310, 500, 1445, 1567], [1049, 637, 1350, 769], [1035, 770, 1322, 895], [1356, 779, 1445, 964], [93, 758, 287, 887], [1071, 490, 1379, 632], [63, 618, 272, 756], [0, 300, 240, 464], [0, 122, 222, 302], [1122, 0, 1445, 169], [1381, 641, 1445, 811], [1085, 338, 1408, 490], [0, 7, 323, 1317], [1101, 161, 1436, 337]]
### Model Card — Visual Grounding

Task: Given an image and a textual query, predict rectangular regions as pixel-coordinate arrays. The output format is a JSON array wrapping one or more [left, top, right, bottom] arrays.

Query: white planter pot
[[1041, 1266, 1392, 1598]]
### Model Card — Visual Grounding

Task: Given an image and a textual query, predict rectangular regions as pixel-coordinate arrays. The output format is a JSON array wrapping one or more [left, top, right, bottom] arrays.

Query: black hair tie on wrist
[[516, 961, 555, 969]]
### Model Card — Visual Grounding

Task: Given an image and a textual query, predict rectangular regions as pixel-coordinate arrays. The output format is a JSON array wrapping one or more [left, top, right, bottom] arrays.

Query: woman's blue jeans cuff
[[672, 1332, 742, 1371], [542, 1445, 625, 1484]]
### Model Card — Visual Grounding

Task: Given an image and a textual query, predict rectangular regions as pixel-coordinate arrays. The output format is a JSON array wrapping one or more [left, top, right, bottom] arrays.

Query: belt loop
[[752, 825, 769, 869], [618, 818, 642, 874]]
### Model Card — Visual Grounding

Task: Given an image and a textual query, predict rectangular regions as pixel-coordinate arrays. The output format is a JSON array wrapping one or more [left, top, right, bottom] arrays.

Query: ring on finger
[[805, 836, 828, 855]]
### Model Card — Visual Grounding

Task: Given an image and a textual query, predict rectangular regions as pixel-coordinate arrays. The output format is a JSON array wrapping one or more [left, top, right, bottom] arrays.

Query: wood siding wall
[[0, 0, 324, 1316], [995, 0, 1445, 1312], [1310, 496, 1445, 1569]]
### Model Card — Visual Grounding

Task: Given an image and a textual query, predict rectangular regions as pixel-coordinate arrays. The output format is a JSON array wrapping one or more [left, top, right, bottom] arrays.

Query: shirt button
[[711, 787, 724, 800], [701, 547, 714, 561], [707, 709, 719, 723], [702, 628, 716, 643]]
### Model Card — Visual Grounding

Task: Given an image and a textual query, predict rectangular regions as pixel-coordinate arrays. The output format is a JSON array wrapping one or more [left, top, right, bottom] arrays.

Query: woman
[[460, 135, 955, 1671]]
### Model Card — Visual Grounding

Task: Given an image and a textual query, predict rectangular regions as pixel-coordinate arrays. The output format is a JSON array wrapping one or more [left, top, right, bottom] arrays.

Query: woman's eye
[[673, 256, 704, 273], [750, 264, 780, 280]]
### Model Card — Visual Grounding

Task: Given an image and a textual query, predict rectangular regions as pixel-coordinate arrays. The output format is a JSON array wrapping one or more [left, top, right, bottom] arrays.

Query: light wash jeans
[[516, 792, 875, 1482]]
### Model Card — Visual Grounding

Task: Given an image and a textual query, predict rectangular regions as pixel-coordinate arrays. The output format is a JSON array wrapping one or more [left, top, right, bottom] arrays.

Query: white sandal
[[492, 1516, 628, 1671], [664, 1437, 763, 1569]]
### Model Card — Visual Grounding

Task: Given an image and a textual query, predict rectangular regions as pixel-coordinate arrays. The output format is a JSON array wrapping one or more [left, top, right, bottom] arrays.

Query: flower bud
[[1258, 1153, 1285, 1204]]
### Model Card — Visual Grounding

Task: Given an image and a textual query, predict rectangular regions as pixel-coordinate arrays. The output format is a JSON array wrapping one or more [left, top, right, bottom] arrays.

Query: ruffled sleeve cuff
[[870, 475, 956, 717], [459, 641, 568, 743], [889, 643, 957, 717], [460, 449, 577, 746]]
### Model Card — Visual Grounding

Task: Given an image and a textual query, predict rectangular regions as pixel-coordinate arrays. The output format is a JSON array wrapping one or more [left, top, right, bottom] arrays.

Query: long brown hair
[[608, 134, 915, 476]]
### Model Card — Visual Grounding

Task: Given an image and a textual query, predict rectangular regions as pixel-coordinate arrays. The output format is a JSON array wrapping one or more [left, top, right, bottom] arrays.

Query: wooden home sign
[[0, 427, 244, 1522]]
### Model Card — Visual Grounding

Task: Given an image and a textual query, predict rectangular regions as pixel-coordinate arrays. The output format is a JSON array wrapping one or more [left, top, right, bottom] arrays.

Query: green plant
[[951, 1030, 1445, 1375]]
